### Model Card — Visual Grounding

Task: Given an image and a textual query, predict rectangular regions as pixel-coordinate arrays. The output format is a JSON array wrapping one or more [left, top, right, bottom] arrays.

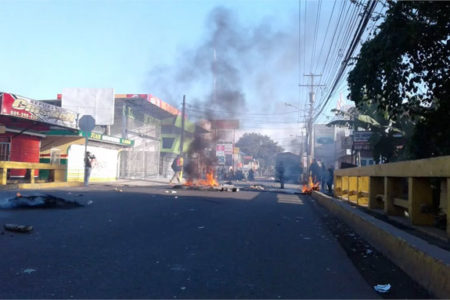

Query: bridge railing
[[0, 161, 66, 185], [334, 156, 450, 238]]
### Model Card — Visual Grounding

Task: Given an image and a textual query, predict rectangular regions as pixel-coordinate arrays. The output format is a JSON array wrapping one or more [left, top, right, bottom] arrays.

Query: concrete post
[[369, 177, 384, 209], [349, 176, 358, 204], [384, 177, 404, 216], [408, 177, 434, 226]]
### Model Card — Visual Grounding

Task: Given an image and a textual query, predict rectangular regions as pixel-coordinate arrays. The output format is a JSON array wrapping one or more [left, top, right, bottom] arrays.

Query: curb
[[311, 191, 450, 299], [17, 182, 84, 189]]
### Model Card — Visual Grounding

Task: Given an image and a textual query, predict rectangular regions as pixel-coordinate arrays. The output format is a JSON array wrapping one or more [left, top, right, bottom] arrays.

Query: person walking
[[169, 155, 183, 184], [321, 163, 328, 192], [309, 159, 320, 183], [84, 151, 95, 186], [327, 166, 334, 194]]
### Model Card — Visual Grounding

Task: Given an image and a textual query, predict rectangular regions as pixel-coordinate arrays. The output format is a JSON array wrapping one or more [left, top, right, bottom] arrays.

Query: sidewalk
[[94, 177, 172, 188]]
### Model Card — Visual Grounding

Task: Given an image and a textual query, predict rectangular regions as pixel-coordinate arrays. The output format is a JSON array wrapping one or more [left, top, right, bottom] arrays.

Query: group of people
[[217, 167, 255, 181], [309, 159, 334, 193]]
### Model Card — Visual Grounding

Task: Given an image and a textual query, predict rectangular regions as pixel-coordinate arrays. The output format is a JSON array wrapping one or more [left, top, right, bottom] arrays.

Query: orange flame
[[185, 170, 219, 187], [302, 176, 320, 194]]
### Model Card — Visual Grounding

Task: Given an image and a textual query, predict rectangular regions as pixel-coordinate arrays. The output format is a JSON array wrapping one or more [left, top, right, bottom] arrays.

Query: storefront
[[0, 92, 78, 178], [40, 131, 134, 182]]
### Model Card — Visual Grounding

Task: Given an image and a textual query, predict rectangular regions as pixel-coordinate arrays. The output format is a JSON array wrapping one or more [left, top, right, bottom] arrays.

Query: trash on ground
[[197, 226, 205, 229], [180, 286, 186, 291], [23, 268, 36, 274], [0, 194, 83, 209], [165, 190, 170, 193], [374, 284, 391, 293], [4, 224, 33, 233], [249, 185, 265, 190], [366, 249, 373, 255], [87, 200, 93, 205], [171, 191, 177, 194], [174, 196, 178, 199]]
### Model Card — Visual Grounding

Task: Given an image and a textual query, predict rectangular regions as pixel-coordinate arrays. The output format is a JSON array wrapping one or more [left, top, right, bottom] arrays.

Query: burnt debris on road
[[0, 194, 84, 209]]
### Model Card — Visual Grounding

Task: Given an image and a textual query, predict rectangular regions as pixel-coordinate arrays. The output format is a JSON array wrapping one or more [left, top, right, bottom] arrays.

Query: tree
[[236, 133, 284, 171], [328, 103, 411, 163], [348, 1, 450, 159]]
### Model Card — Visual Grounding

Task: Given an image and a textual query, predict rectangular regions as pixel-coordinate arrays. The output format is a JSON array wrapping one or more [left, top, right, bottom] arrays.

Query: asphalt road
[[0, 186, 378, 299]]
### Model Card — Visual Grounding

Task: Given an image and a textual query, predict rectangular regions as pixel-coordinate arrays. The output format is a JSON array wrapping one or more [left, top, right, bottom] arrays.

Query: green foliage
[[236, 133, 284, 169], [348, 1, 450, 159], [329, 104, 408, 162]]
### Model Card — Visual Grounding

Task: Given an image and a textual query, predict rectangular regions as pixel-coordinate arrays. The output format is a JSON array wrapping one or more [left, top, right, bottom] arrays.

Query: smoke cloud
[[145, 6, 299, 121]]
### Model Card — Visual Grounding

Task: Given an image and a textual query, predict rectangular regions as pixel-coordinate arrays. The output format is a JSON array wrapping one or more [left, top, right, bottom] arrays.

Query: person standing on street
[[84, 151, 95, 186]]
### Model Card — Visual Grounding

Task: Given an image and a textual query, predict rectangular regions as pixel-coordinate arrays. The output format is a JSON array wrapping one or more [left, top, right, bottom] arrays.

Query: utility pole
[[179, 95, 186, 155], [299, 73, 325, 168]]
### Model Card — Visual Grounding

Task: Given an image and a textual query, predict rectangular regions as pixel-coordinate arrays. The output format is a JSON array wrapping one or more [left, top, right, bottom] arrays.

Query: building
[[0, 92, 82, 180], [54, 93, 184, 180]]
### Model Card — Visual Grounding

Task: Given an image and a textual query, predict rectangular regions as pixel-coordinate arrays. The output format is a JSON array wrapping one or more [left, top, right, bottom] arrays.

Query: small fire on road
[[301, 176, 320, 194], [185, 170, 219, 187]]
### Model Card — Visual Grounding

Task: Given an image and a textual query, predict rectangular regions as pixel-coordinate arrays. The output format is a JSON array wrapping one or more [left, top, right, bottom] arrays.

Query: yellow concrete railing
[[334, 155, 450, 237], [0, 161, 66, 185]]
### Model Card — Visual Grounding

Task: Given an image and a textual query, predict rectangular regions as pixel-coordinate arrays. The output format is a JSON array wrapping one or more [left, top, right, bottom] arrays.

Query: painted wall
[[2, 133, 41, 177], [67, 144, 118, 182]]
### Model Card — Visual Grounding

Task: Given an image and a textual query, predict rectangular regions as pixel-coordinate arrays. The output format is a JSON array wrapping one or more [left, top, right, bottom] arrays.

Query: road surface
[[0, 185, 386, 298]]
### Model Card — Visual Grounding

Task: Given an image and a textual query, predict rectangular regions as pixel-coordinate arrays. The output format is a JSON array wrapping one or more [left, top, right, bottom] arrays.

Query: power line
[[314, 0, 378, 122], [313, 0, 338, 74]]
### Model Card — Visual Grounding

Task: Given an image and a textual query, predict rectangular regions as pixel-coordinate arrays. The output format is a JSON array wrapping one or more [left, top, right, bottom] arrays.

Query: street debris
[[171, 191, 177, 194], [114, 187, 123, 192], [173, 183, 239, 192], [87, 200, 94, 205], [4, 224, 33, 233], [0, 194, 83, 209], [249, 185, 265, 190], [366, 249, 373, 255], [180, 286, 186, 291], [197, 226, 205, 229], [374, 284, 391, 293], [174, 196, 178, 199], [23, 268, 36, 274]]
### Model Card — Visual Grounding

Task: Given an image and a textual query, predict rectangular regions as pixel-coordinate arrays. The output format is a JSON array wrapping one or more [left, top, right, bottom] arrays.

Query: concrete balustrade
[[334, 156, 450, 238]]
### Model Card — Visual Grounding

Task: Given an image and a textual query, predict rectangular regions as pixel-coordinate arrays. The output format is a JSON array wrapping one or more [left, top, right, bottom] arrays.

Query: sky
[[0, 0, 376, 141]]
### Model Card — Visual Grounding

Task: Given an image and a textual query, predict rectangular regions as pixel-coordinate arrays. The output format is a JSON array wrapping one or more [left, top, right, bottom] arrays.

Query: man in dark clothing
[[321, 163, 328, 191], [309, 159, 320, 183], [84, 151, 95, 186], [276, 161, 285, 189], [327, 166, 334, 193]]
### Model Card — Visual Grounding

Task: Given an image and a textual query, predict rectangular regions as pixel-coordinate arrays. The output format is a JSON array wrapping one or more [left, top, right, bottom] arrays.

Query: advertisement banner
[[353, 131, 372, 151], [1, 93, 78, 129]]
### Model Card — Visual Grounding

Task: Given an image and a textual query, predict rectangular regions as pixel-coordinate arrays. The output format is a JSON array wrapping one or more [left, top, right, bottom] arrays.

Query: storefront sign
[[0, 93, 78, 129], [354, 131, 372, 142], [79, 131, 134, 146], [216, 143, 233, 155]]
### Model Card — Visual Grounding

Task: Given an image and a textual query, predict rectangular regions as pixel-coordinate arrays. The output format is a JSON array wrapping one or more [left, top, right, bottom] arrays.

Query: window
[[0, 142, 10, 161], [162, 137, 175, 149]]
